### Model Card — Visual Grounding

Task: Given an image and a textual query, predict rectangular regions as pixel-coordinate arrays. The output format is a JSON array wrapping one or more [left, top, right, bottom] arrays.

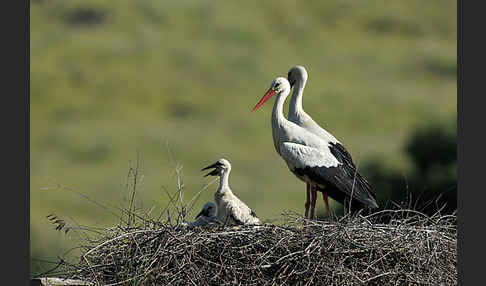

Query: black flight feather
[[294, 142, 378, 209]]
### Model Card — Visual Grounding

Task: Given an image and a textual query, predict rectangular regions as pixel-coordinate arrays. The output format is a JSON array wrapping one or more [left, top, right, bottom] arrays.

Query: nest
[[37, 161, 456, 285], [43, 210, 456, 286]]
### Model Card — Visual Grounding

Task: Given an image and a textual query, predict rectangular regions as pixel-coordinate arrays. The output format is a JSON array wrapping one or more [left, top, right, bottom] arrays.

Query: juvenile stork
[[287, 65, 375, 218], [202, 158, 261, 226], [187, 202, 221, 228], [252, 77, 378, 219]]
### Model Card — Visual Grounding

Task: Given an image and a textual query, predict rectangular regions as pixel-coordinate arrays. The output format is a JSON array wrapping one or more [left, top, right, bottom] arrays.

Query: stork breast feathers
[[280, 142, 341, 169]]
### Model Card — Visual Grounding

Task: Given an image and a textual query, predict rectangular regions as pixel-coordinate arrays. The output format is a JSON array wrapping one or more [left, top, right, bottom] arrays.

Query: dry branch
[[45, 211, 456, 286]]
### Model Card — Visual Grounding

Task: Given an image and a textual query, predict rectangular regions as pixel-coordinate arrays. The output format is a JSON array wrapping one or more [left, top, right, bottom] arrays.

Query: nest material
[[54, 210, 456, 286]]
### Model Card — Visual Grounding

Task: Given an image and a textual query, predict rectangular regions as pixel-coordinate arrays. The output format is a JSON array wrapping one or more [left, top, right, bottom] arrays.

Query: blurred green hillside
[[30, 0, 456, 274]]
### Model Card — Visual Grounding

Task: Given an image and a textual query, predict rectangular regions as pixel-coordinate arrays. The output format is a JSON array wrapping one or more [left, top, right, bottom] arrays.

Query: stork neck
[[219, 169, 231, 191], [289, 79, 306, 116], [272, 92, 288, 125]]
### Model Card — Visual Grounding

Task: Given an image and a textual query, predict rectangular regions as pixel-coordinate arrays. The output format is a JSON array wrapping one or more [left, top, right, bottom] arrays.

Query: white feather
[[280, 142, 340, 169], [291, 113, 340, 144], [287, 65, 340, 144], [215, 191, 260, 226], [263, 77, 341, 186], [207, 159, 261, 226]]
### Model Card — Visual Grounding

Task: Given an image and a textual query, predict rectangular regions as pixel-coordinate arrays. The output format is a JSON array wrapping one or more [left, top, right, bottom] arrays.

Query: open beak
[[252, 88, 276, 112], [201, 162, 221, 177]]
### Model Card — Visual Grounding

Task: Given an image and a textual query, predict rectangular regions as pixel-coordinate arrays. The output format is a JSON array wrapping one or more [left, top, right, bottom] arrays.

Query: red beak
[[252, 89, 276, 112]]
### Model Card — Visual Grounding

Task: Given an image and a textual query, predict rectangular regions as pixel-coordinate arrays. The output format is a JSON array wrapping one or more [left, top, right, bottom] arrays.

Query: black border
[[457, 0, 463, 283], [27, 0, 31, 282], [5, 0, 29, 284], [458, 0, 483, 285], [0, 0, 30, 285]]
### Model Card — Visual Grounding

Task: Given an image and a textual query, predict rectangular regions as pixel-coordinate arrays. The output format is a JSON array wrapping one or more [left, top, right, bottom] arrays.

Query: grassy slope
[[30, 0, 456, 274]]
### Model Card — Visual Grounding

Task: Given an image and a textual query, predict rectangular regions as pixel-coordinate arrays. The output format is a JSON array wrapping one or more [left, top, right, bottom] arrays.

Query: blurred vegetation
[[359, 120, 456, 216], [321, 119, 457, 219], [30, 0, 456, 275]]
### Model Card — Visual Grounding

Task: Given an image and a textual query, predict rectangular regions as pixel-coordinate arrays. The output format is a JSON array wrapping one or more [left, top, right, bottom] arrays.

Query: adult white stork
[[186, 202, 221, 228], [287, 65, 376, 218], [202, 158, 261, 226], [252, 77, 378, 219]]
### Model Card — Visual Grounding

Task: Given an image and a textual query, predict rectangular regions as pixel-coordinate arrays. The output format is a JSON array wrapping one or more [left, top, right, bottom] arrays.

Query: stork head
[[195, 202, 217, 219], [287, 65, 308, 87], [201, 158, 231, 177], [251, 77, 291, 111]]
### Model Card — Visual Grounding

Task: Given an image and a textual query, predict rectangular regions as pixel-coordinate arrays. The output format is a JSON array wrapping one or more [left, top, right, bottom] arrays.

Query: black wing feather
[[329, 143, 375, 198], [329, 142, 354, 165], [294, 143, 377, 209], [297, 165, 377, 209]]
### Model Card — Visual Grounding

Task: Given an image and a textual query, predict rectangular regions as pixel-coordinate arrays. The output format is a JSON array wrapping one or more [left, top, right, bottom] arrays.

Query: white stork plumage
[[201, 158, 261, 226], [287, 65, 374, 218], [252, 76, 378, 219], [186, 202, 221, 228]]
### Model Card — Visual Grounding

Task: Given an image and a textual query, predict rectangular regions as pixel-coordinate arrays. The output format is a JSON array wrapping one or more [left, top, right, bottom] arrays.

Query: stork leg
[[310, 185, 318, 220], [304, 183, 311, 218], [322, 192, 331, 218]]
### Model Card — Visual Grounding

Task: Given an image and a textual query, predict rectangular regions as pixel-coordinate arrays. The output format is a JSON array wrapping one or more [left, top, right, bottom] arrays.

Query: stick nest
[[39, 160, 456, 285], [50, 210, 456, 286]]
